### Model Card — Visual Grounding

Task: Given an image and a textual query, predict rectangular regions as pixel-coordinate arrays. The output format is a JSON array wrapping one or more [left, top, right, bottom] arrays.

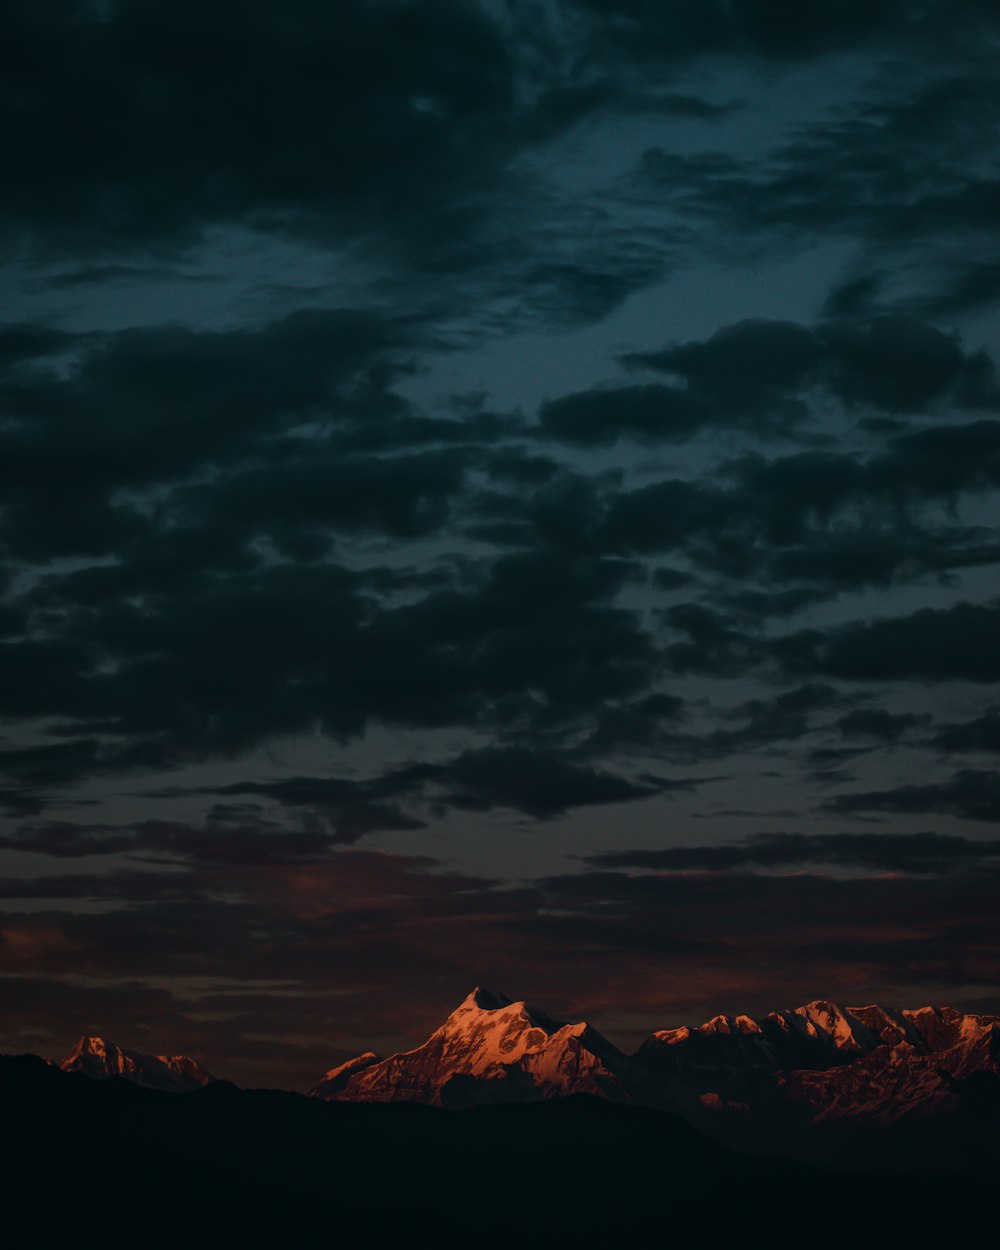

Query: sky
[[1, 0, 999, 1090]]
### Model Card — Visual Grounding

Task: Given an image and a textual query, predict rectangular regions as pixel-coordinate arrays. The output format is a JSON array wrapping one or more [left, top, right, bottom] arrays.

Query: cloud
[[635, 49, 1000, 272], [626, 318, 819, 412], [15, 0, 979, 270], [0, 803, 376, 864], [0, 737, 181, 816], [870, 420, 1000, 497], [915, 257, 1000, 318], [0, 298, 996, 828], [0, 310, 424, 562], [660, 602, 760, 675], [816, 317, 992, 412], [584, 423, 1000, 614], [931, 708, 1000, 754], [577, 683, 845, 765], [827, 768, 1000, 822], [569, 0, 943, 63], [435, 746, 661, 817], [582, 830, 1000, 874], [538, 383, 707, 446], [540, 314, 995, 447], [0, 323, 75, 367], [835, 709, 925, 742], [777, 602, 1000, 683], [209, 747, 676, 822], [17, 546, 642, 762], [3, 0, 521, 257], [768, 528, 1000, 591]]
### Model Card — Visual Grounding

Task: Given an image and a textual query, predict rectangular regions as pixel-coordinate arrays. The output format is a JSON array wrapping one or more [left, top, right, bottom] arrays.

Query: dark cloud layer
[[829, 769, 1000, 823], [541, 316, 995, 446], [584, 830, 1000, 874], [0, 304, 996, 815], [2, 1, 999, 1075], [204, 747, 670, 822], [5, 0, 519, 257], [780, 603, 1000, 683], [570, 0, 985, 64], [637, 43, 1000, 275], [11, 0, 989, 262]]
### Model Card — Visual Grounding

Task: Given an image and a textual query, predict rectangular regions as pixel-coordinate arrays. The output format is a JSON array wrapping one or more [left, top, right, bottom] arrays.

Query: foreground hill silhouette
[[2, 1053, 995, 1249]]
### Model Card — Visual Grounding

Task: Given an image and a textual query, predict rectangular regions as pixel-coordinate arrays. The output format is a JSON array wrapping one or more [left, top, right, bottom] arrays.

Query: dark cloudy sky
[[1, 0, 999, 1089]]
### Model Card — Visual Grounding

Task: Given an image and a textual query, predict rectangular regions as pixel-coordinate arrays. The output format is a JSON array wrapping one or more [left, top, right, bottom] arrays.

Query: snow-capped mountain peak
[[437, 987, 570, 1057], [60, 1035, 215, 1093], [311, 987, 631, 1107]]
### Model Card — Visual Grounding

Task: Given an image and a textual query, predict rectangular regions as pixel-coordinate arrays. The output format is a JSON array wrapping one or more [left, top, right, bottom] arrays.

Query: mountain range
[[51, 988, 999, 1162], [636, 999, 1000, 1126], [309, 988, 1000, 1130]]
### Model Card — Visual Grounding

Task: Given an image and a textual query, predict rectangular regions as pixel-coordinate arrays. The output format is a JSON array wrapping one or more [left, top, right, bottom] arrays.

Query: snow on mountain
[[60, 1035, 216, 1094], [312, 991, 998, 1122], [637, 1000, 1000, 1126], [311, 987, 633, 1107]]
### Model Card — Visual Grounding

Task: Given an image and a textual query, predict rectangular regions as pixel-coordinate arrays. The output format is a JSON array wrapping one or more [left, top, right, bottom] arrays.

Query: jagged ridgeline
[[309, 988, 1000, 1135], [48, 986, 1000, 1168]]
